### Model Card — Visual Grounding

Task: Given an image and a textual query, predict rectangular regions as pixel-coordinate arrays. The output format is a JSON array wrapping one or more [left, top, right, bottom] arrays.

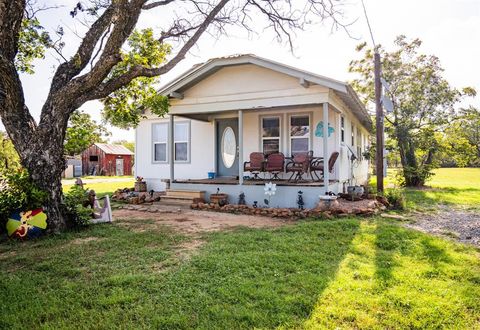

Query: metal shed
[[81, 143, 134, 176]]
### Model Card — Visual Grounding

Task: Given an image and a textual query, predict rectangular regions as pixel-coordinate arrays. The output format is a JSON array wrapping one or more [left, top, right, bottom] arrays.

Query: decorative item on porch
[[208, 171, 216, 179], [314, 121, 335, 137], [297, 190, 304, 210], [210, 187, 229, 206], [6, 208, 47, 239], [238, 192, 246, 205], [134, 176, 147, 192], [263, 182, 277, 207]]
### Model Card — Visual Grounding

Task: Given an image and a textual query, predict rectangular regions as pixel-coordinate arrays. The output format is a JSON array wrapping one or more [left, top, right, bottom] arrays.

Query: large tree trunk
[[22, 136, 69, 233], [0, 58, 71, 232]]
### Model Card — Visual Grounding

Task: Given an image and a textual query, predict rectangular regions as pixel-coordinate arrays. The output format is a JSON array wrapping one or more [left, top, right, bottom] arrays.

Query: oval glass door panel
[[221, 127, 236, 168]]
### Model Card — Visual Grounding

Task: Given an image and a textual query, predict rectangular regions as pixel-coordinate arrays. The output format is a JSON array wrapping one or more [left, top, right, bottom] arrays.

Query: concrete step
[[166, 189, 205, 199]]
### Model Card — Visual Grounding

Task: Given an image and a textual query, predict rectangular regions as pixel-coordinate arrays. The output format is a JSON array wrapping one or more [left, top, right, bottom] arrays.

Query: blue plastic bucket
[[208, 172, 216, 179]]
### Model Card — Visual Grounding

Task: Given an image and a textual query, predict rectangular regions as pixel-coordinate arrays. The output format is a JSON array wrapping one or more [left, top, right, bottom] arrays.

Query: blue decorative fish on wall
[[315, 121, 335, 137]]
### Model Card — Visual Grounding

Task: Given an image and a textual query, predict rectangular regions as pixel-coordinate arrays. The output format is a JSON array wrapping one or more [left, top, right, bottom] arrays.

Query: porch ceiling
[[171, 104, 331, 122]]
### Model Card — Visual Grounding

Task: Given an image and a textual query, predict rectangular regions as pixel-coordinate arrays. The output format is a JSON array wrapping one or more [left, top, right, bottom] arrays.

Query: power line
[[361, 0, 376, 50]]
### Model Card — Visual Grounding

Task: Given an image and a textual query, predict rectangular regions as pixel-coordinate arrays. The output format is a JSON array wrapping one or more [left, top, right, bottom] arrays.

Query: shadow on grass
[[374, 221, 452, 288], [146, 219, 361, 329], [0, 219, 360, 329]]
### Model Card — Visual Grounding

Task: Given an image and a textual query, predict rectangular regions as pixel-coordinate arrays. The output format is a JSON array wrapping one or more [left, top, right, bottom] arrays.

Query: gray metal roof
[[158, 54, 372, 131], [94, 143, 134, 155]]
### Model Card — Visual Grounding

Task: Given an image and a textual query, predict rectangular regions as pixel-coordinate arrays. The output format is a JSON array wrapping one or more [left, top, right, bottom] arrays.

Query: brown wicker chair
[[310, 151, 339, 181], [244, 152, 265, 179], [286, 151, 312, 182], [265, 153, 285, 180]]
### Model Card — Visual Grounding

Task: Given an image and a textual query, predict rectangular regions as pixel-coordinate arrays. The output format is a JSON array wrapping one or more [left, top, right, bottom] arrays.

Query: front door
[[217, 118, 239, 177], [116, 158, 124, 176]]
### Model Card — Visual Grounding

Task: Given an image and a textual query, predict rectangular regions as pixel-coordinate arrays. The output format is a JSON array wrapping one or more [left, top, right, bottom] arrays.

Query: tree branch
[[80, 0, 230, 103], [143, 0, 176, 10]]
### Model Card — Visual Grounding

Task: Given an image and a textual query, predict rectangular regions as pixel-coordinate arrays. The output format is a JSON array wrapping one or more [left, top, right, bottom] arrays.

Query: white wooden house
[[135, 55, 372, 208]]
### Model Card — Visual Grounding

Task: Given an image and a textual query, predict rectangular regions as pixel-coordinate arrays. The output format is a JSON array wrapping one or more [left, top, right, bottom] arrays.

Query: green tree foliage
[[456, 106, 480, 163], [16, 18, 51, 74], [437, 127, 476, 168], [349, 36, 476, 186], [102, 29, 171, 129], [0, 132, 21, 175], [64, 111, 110, 156]]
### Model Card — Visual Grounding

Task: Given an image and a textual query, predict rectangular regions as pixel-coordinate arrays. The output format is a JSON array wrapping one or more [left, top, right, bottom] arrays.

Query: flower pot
[[210, 193, 228, 206], [135, 181, 147, 192]]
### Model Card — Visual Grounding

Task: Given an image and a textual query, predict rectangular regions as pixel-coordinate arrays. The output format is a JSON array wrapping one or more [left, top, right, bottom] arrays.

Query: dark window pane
[[154, 143, 166, 162], [290, 116, 309, 136], [89, 155, 99, 162], [263, 139, 279, 155], [262, 118, 280, 137], [175, 142, 188, 161], [291, 138, 309, 154]]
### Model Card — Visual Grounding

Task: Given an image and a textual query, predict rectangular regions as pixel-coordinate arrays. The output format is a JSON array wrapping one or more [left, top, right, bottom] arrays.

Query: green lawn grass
[[62, 179, 134, 197], [1, 218, 479, 329], [2, 168, 480, 328], [373, 168, 480, 210]]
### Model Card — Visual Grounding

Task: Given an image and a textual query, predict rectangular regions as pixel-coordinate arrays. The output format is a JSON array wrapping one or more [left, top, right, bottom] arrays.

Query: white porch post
[[169, 115, 174, 184], [238, 110, 244, 185], [323, 103, 329, 192]]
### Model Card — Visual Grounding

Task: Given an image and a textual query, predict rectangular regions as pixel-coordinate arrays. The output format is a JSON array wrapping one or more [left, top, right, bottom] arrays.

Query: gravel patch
[[407, 206, 480, 247]]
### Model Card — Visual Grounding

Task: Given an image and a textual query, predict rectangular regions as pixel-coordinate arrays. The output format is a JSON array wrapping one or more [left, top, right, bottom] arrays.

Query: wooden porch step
[[157, 196, 195, 205], [165, 189, 205, 199]]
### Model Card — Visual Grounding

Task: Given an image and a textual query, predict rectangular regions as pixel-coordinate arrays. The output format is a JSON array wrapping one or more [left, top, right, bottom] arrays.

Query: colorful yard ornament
[[315, 121, 335, 138], [6, 208, 47, 239]]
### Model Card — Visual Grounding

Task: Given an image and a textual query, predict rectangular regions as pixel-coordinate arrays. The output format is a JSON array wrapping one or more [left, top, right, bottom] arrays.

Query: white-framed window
[[351, 123, 355, 147], [357, 129, 362, 161], [152, 123, 168, 162], [261, 116, 281, 155], [340, 116, 345, 143], [290, 114, 310, 155], [174, 122, 189, 162]]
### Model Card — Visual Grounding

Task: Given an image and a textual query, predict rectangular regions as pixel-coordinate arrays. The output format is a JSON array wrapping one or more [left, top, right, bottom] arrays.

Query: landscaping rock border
[[190, 198, 387, 219]]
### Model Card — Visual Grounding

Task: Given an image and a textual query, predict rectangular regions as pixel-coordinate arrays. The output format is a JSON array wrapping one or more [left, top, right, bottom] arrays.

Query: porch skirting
[[170, 182, 340, 209]]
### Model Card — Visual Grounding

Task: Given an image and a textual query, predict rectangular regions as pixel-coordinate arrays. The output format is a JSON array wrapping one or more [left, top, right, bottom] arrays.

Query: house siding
[[136, 61, 371, 193]]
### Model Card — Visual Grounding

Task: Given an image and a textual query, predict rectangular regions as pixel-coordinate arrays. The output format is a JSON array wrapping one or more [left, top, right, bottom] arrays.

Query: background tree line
[[349, 36, 477, 186]]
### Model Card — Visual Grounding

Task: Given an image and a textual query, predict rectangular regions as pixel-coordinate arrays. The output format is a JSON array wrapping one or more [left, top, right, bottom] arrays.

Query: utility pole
[[374, 52, 384, 193]]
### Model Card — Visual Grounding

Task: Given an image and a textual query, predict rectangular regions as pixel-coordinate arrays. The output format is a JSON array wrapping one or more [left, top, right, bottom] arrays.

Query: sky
[[5, 0, 480, 142]]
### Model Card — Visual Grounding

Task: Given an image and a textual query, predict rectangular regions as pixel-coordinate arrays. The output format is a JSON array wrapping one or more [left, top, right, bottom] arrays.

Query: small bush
[[397, 165, 435, 187], [0, 170, 47, 230], [64, 185, 92, 227], [384, 188, 407, 210]]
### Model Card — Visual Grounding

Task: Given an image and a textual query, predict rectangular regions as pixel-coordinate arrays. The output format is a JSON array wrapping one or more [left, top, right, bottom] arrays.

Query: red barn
[[81, 143, 134, 176]]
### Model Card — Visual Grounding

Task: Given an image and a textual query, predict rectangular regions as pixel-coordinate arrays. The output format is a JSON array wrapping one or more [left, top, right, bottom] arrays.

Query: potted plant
[[134, 176, 147, 192]]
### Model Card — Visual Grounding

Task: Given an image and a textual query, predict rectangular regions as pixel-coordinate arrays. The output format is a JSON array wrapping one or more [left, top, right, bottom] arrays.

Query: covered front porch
[[165, 100, 346, 209], [167, 102, 340, 193]]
